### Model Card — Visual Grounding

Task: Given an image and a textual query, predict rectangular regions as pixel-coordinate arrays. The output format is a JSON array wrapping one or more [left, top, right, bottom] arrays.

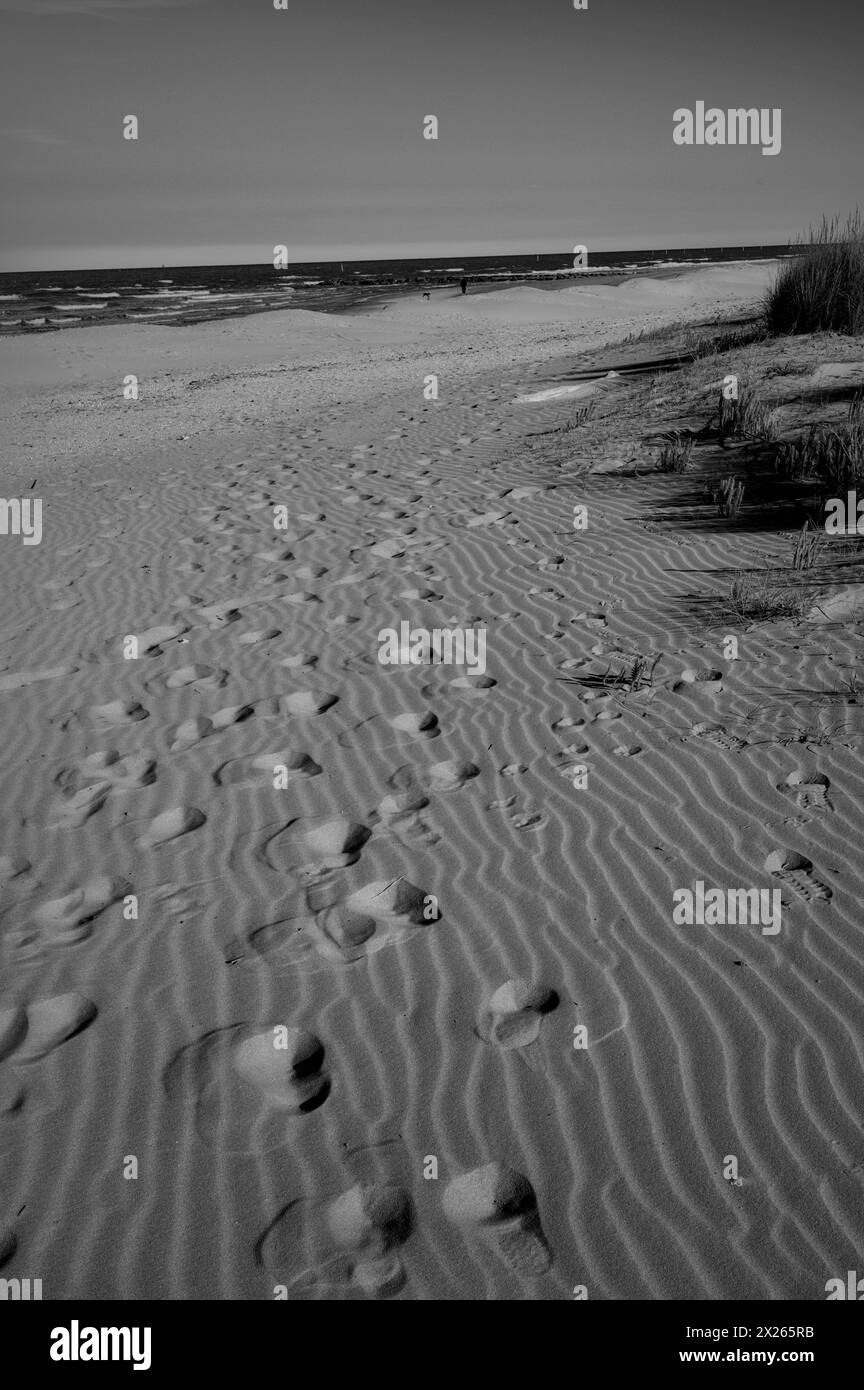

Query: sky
[[0, 0, 862, 270]]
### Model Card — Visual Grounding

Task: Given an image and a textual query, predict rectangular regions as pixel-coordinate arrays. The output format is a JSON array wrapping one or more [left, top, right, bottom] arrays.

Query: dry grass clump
[[766, 212, 864, 336], [725, 571, 807, 621], [656, 435, 695, 472]]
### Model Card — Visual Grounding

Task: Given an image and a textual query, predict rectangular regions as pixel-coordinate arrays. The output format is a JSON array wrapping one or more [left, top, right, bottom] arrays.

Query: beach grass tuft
[[766, 212, 864, 336]]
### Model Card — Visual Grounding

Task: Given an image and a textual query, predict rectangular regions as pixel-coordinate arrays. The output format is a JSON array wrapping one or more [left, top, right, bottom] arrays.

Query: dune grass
[[766, 212, 864, 336], [725, 571, 807, 622], [655, 435, 695, 472], [774, 394, 864, 489]]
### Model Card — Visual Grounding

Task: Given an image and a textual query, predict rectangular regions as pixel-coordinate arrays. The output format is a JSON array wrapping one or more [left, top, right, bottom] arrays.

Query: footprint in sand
[[295, 900, 383, 967], [265, 1183, 415, 1298], [370, 780, 440, 847], [0, 664, 79, 694], [344, 877, 435, 926], [375, 757, 477, 818], [77, 750, 156, 788], [537, 554, 565, 574], [189, 600, 243, 629], [396, 584, 442, 603], [427, 759, 480, 792], [528, 586, 565, 601], [552, 716, 586, 732], [162, 1022, 329, 1152], [477, 981, 558, 1048], [292, 876, 438, 965], [672, 667, 724, 693], [554, 748, 590, 780], [0, 1007, 27, 1061], [169, 704, 254, 751], [690, 721, 747, 751], [365, 536, 405, 559], [111, 623, 188, 658], [51, 752, 156, 825], [261, 817, 372, 885], [390, 710, 439, 740], [14, 993, 98, 1061], [276, 652, 318, 669], [573, 610, 608, 629], [779, 771, 832, 812], [251, 546, 295, 565], [90, 699, 149, 727], [443, 1163, 551, 1276], [764, 849, 832, 902], [138, 806, 206, 849], [12, 877, 128, 953], [465, 509, 511, 530], [214, 749, 321, 789], [283, 591, 322, 606], [449, 674, 497, 694], [281, 690, 339, 717], [49, 782, 111, 828], [169, 715, 219, 751], [233, 1028, 329, 1111], [510, 811, 547, 830], [502, 485, 543, 502]]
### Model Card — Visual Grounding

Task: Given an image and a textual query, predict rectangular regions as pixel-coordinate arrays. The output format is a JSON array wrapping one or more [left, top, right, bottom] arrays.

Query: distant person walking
[[460, 277, 467, 295]]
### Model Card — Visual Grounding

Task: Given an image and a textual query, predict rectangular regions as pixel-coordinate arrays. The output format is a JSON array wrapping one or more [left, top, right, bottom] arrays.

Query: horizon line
[[0, 240, 798, 276]]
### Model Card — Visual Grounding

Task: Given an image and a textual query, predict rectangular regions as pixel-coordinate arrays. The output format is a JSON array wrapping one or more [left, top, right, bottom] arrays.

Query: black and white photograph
[[1, 0, 863, 1338]]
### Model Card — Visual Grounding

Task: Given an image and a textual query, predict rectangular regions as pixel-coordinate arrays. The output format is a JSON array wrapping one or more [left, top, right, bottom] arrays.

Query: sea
[[0, 245, 798, 336]]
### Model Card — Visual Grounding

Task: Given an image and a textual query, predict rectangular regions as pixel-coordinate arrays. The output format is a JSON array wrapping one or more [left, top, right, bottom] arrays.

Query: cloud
[[0, 0, 200, 13]]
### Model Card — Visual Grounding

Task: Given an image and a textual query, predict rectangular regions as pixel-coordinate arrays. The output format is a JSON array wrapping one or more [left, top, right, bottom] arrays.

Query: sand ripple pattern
[[1, 345, 862, 1301]]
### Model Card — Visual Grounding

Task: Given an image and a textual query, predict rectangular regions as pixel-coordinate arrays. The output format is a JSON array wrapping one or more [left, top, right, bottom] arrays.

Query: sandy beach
[[2, 259, 864, 1301]]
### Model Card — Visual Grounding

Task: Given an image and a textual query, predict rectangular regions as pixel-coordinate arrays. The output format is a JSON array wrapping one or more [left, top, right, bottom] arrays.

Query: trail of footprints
[[258, 1162, 551, 1298], [3, 416, 842, 1297], [4, 428, 566, 1296]]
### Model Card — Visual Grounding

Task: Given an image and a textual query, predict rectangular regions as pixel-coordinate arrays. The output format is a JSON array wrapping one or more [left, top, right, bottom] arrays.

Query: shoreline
[[0, 262, 776, 473], [0, 250, 796, 339]]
